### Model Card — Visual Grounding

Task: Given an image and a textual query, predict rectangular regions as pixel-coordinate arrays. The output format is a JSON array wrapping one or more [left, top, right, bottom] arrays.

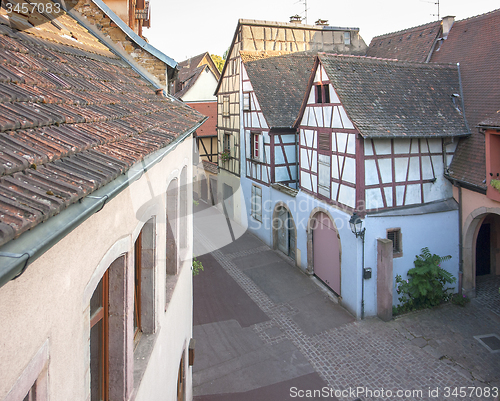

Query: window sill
[[131, 331, 159, 401]]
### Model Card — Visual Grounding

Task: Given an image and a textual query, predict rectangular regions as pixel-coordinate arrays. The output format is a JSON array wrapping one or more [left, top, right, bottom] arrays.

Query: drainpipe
[[0, 118, 206, 289], [458, 182, 463, 296]]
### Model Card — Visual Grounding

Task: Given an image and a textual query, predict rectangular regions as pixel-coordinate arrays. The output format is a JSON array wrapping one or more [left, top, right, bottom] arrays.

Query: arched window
[[180, 167, 188, 250], [166, 179, 178, 276]]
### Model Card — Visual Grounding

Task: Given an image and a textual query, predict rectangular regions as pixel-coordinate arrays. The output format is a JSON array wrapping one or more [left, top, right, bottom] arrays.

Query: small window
[[251, 132, 260, 160], [315, 84, 330, 104], [344, 32, 351, 45], [224, 133, 231, 152], [222, 96, 229, 116], [243, 93, 250, 111], [251, 185, 262, 222], [387, 228, 402, 257]]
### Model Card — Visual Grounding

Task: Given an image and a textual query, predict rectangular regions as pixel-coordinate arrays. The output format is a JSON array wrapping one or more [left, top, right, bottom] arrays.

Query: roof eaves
[[90, 0, 177, 69]]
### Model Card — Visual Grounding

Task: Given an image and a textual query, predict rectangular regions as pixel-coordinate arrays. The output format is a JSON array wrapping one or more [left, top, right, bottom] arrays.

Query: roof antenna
[[294, 0, 309, 24], [421, 0, 440, 20]]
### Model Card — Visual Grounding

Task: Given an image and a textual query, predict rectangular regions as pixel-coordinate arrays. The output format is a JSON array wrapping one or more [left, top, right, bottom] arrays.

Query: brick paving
[[193, 214, 500, 401], [476, 275, 500, 317]]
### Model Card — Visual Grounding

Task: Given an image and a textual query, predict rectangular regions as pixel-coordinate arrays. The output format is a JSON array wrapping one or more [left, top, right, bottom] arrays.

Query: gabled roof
[[478, 111, 500, 129], [0, 5, 205, 248], [242, 52, 316, 128], [174, 64, 207, 99], [366, 21, 442, 62], [431, 9, 500, 189], [318, 54, 470, 139]]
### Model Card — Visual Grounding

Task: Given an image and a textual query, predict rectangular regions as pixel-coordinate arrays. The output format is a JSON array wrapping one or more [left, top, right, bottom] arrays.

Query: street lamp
[[349, 212, 365, 239], [350, 212, 366, 319]]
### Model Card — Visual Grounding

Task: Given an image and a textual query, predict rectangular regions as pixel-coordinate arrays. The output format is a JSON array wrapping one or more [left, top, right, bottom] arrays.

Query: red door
[[313, 212, 341, 295]]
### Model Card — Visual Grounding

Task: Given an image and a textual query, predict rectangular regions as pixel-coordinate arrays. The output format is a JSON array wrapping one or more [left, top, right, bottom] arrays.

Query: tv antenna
[[421, 0, 440, 20], [294, 0, 309, 24]]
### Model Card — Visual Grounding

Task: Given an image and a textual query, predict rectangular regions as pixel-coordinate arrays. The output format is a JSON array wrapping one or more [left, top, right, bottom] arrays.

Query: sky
[[143, 0, 499, 63]]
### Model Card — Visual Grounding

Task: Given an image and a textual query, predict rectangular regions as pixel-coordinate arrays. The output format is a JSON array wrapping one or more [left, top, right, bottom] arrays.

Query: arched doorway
[[311, 211, 341, 295], [272, 204, 296, 261], [463, 209, 500, 297]]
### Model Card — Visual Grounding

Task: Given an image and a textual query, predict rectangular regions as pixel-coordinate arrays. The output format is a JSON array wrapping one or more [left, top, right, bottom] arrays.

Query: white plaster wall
[[364, 209, 460, 315], [0, 138, 194, 400], [181, 69, 218, 102]]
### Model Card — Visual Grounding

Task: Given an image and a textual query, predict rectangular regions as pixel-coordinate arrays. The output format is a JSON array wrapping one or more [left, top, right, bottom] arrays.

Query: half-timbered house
[[216, 18, 367, 223], [240, 51, 469, 318], [367, 8, 500, 299]]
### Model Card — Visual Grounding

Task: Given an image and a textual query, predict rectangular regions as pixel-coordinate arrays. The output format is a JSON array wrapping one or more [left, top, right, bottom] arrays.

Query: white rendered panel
[[420, 139, 429, 153], [343, 157, 356, 184], [307, 87, 315, 105], [339, 106, 354, 129], [346, 134, 356, 155], [384, 187, 393, 208], [406, 184, 422, 205], [431, 155, 444, 174], [337, 132, 348, 153], [332, 155, 340, 179], [251, 112, 260, 128], [365, 159, 379, 186], [378, 158, 392, 184], [259, 113, 269, 129], [408, 157, 420, 181], [331, 134, 337, 152], [330, 85, 340, 103], [314, 107, 324, 127], [366, 188, 383, 210], [428, 138, 442, 153], [374, 139, 391, 155], [410, 139, 419, 154], [276, 166, 290, 182], [396, 185, 405, 206], [315, 67, 321, 82], [364, 139, 373, 156], [311, 150, 318, 173], [338, 185, 356, 208], [395, 157, 409, 182], [284, 145, 296, 163], [275, 147, 285, 164], [311, 175, 318, 192], [307, 107, 316, 127], [331, 182, 339, 200], [394, 139, 410, 154], [332, 107, 343, 128], [421, 155, 434, 180], [300, 148, 309, 170], [324, 106, 332, 127], [281, 134, 296, 144], [301, 171, 312, 191], [446, 141, 458, 153]]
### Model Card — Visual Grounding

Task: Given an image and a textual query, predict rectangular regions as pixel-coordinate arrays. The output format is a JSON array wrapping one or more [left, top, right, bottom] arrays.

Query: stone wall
[[69, 0, 168, 87]]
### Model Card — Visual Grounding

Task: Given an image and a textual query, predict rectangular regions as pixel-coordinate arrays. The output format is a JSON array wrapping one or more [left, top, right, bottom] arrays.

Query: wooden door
[[313, 212, 340, 295], [277, 208, 289, 255]]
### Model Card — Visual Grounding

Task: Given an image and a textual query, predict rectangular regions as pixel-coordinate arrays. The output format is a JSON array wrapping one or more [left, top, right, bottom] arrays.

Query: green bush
[[451, 293, 470, 307], [395, 247, 455, 314], [192, 257, 204, 276]]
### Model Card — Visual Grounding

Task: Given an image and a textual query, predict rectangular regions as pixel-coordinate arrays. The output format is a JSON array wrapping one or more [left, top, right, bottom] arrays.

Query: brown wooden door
[[313, 212, 341, 295]]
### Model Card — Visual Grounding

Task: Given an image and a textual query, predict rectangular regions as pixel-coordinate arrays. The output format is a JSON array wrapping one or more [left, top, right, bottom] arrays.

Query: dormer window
[[315, 84, 330, 104]]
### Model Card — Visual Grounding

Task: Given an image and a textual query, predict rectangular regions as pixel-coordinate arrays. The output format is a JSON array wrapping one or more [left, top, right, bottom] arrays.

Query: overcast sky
[[144, 0, 498, 63]]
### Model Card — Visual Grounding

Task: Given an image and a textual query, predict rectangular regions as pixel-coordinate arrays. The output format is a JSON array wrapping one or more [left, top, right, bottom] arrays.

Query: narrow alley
[[192, 203, 500, 401]]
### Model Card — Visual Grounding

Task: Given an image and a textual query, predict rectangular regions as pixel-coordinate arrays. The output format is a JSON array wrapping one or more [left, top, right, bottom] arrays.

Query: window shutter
[[318, 132, 331, 152]]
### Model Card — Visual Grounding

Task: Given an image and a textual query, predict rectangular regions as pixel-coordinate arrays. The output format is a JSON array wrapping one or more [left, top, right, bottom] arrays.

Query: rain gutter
[[0, 118, 206, 289], [89, 0, 177, 69]]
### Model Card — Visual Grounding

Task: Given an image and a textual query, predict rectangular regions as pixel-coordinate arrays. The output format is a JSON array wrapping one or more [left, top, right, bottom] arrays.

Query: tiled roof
[[243, 52, 316, 128], [202, 160, 217, 175], [478, 111, 500, 129], [178, 53, 208, 81], [173, 64, 206, 99], [0, 5, 205, 247], [189, 102, 216, 137], [319, 54, 470, 138], [366, 21, 442, 62], [431, 9, 500, 189]]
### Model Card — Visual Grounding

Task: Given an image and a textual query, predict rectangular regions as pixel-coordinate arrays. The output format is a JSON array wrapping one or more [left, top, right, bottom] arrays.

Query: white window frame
[[243, 92, 250, 111]]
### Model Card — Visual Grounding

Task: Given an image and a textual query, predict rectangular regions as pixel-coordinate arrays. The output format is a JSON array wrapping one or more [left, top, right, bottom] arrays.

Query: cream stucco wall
[[181, 69, 218, 102], [0, 138, 194, 400]]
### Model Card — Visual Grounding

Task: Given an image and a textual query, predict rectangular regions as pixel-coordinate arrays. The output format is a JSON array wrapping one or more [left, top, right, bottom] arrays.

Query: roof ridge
[[453, 7, 500, 24], [371, 20, 441, 40]]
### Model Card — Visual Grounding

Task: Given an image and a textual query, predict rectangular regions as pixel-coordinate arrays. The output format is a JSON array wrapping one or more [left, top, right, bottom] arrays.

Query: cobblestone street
[[193, 205, 500, 401]]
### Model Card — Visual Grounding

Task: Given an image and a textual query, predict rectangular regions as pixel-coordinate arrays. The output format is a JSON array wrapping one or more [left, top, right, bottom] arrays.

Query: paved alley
[[192, 204, 500, 401]]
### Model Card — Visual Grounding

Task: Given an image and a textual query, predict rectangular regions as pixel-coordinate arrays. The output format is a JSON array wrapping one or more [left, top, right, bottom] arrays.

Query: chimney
[[315, 19, 329, 26], [289, 15, 302, 24], [441, 16, 455, 39]]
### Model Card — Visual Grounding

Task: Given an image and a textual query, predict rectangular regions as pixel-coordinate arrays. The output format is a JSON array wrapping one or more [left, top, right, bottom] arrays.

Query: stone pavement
[[192, 204, 500, 401]]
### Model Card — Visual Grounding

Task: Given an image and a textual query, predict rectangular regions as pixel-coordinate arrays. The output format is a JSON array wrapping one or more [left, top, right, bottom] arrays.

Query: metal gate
[[313, 212, 340, 295]]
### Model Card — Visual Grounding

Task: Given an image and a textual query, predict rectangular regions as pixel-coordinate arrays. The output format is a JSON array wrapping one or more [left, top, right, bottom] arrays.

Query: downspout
[[0, 118, 206, 288], [458, 182, 463, 296]]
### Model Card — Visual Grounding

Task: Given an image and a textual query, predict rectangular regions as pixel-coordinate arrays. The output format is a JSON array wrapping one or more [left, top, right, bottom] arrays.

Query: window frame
[[387, 228, 403, 258], [242, 92, 250, 111], [250, 132, 260, 160], [222, 95, 230, 117], [314, 84, 330, 104], [224, 133, 231, 153]]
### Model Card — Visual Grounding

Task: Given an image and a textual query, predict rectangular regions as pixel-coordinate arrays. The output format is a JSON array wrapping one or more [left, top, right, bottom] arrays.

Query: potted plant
[[220, 149, 231, 162]]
